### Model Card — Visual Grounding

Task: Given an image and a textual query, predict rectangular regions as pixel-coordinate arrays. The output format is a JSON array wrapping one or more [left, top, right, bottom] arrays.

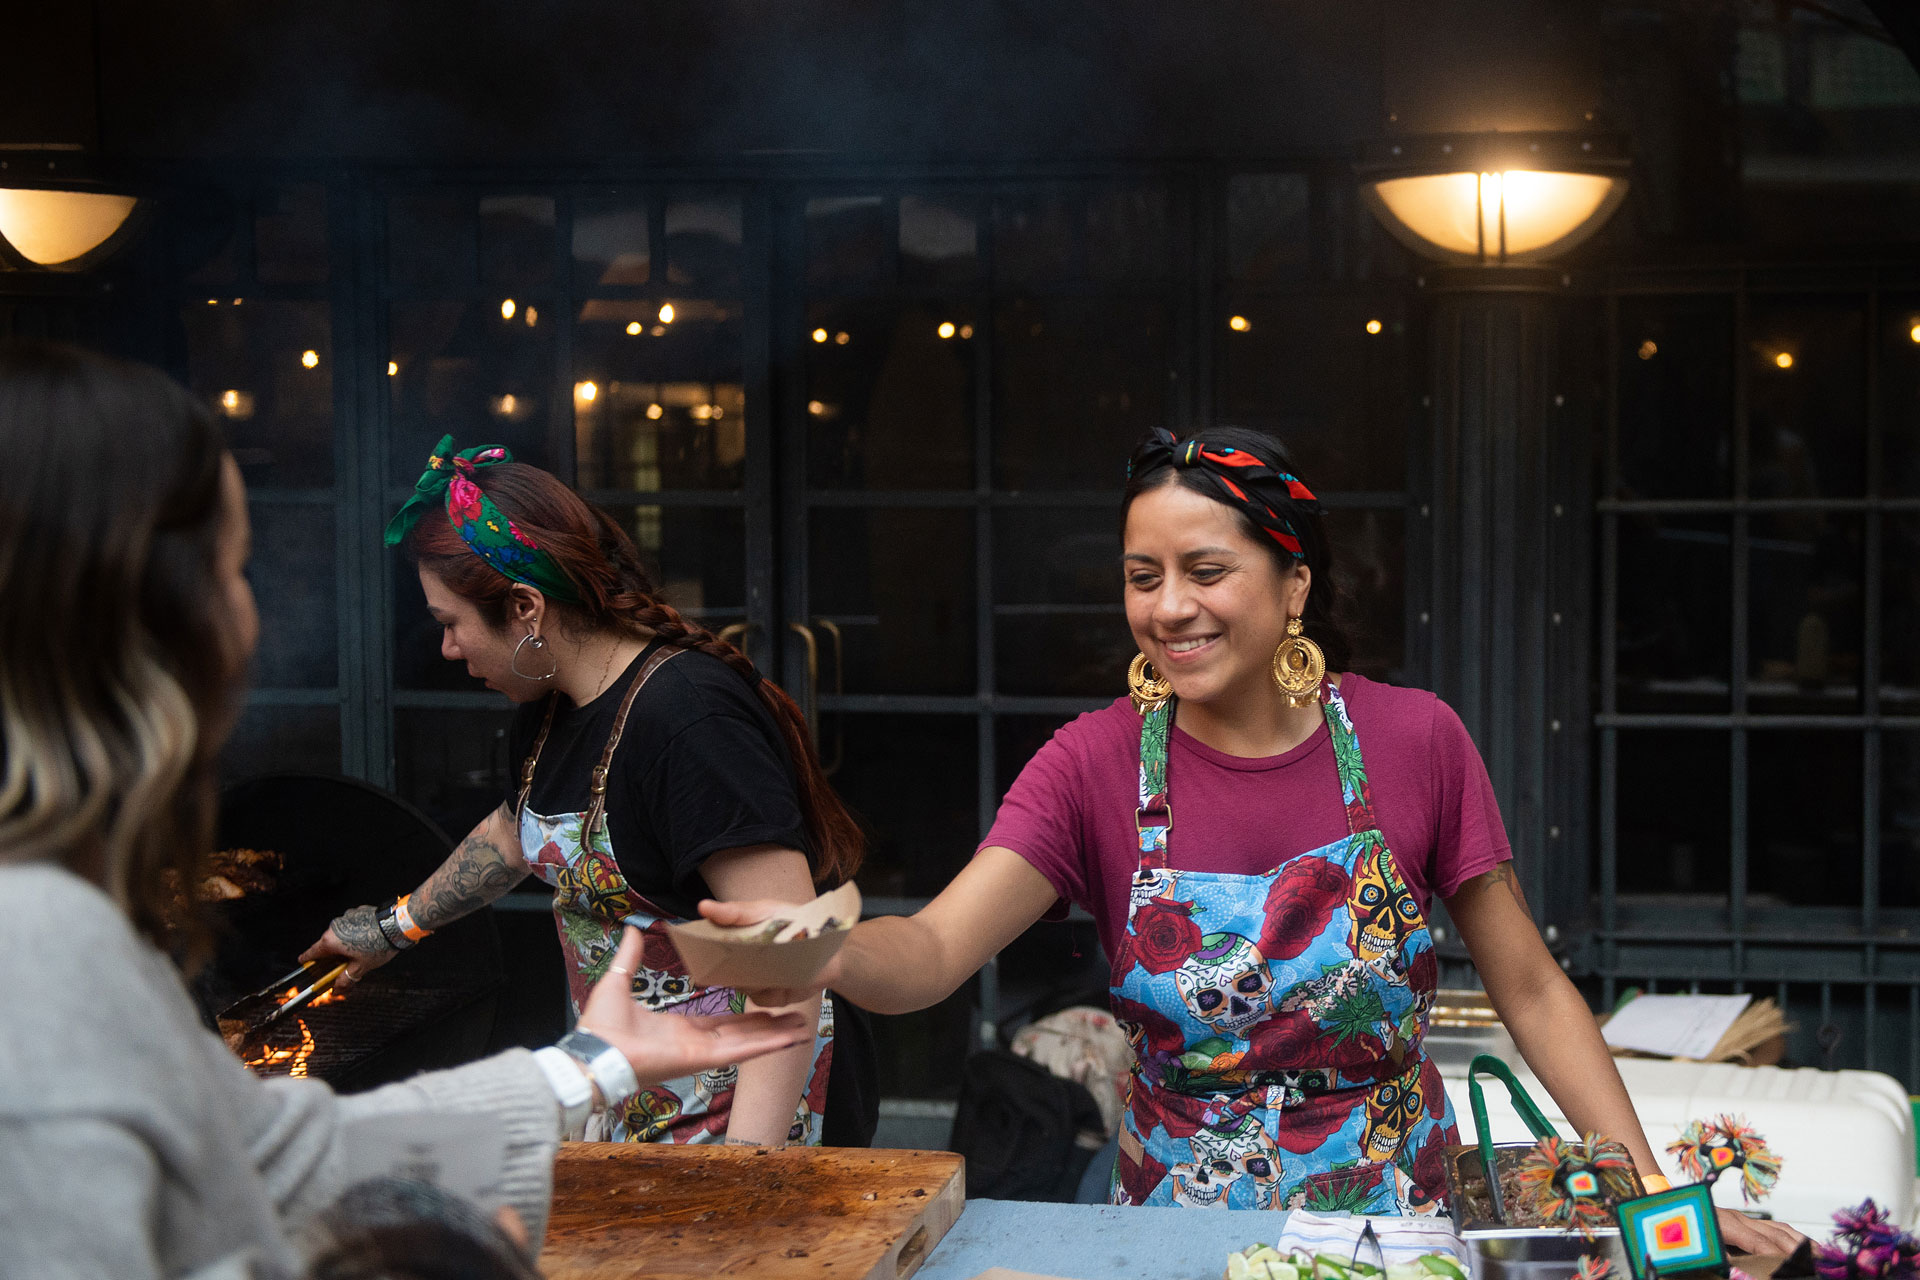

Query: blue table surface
[[918, 1201, 1292, 1280]]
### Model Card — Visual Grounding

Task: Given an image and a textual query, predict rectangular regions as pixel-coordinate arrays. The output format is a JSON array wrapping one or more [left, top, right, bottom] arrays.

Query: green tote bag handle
[[1466, 1053, 1561, 1224]]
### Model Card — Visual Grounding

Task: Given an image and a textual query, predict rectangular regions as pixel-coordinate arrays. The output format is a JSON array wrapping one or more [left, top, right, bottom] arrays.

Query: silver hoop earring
[[511, 632, 558, 681]]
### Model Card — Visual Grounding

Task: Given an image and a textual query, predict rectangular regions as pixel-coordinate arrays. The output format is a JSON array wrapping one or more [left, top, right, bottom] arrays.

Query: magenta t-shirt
[[980, 673, 1513, 962]]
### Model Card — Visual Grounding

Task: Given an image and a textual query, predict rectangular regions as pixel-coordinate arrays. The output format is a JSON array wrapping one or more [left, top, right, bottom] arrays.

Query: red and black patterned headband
[[1127, 427, 1319, 560]]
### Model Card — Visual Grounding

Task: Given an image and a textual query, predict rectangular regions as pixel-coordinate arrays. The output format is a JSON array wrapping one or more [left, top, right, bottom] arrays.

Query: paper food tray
[[665, 881, 861, 990]]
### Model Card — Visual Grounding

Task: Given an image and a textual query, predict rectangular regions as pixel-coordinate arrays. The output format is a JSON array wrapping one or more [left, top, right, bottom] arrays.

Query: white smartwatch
[[555, 1028, 640, 1112], [531, 1047, 594, 1132]]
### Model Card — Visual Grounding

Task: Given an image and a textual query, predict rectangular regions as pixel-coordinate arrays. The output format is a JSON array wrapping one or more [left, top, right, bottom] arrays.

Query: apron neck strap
[[584, 645, 683, 836]]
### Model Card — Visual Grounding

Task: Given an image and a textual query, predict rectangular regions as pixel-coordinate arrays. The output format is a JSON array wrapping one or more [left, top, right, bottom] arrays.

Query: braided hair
[[1121, 425, 1354, 673], [405, 463, 863, 887]]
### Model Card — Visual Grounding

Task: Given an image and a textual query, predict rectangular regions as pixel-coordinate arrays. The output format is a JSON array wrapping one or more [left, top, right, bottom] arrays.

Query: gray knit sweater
[[0, 864, 562, 1280]]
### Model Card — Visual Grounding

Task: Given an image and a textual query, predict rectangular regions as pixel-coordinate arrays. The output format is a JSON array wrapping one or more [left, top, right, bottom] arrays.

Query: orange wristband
[[1641, 1173, 1672, 1192], [394, 894, 432, 943]]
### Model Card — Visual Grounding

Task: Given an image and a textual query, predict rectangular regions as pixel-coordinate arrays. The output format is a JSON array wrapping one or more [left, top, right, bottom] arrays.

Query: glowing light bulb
[[834, 331, 849, 345], [575, 380, 599, 402], [646, 403, 663, 420], [300, 349, 319, 369], [524, 306, 538, 327], [812, 328, 829, 344], [959, 324, 974, 339], [500, 299, 516, 320], [938, 321, 956, 339], [495, 393, 519, 416], [627, 321, 643, 336], [1637, 340, 1658, 360], [1909, 323, 1920, 344], [1228, 315, 1251, 333], [658, 303, 675, 324], [387, 360, 398, 376], [1365, 319, 1383, 335], [808, 400, 827, 416], [1775, 352, 1794, 370]]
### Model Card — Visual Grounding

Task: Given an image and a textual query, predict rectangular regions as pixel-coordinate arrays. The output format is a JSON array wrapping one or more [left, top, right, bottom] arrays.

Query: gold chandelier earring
[[1127, 653, 1173, 714], [1270, 617, 1325, 708]]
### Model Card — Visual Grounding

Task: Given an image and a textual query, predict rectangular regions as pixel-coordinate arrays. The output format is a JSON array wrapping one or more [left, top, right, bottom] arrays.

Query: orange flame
[[274, 984, 343, 1008], [242, 1018, 317, 1076]]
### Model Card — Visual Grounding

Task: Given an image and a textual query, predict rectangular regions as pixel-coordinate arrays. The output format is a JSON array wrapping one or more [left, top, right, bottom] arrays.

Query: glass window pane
[[995, 613, 1129, 699], [837, 712, 978, 897], [993, 508, 1117, 606], [1884, 732, 1920, 909], [1749, 512, 1864, 713], [810, 507, 975, 696], [1615, 731, 1730, 898], [389, 300, 555, 476], [806, 301, 976, 489], [572, 193, 650, 287], [479, 195, 556, 289], [218, 706, 340, 783], [1616, 297, 1734, 499], [806, 196, 888, 292], [1887, 514, 1920, 711], [180, 201, 241, 287], [254, 184, 329, 285], [394, 707, 520, 840], [185, 300, 334, 487], [1750, 730, 1862, 909], [1085, 186, 1169, 283], [1749, 299, 1866, 499], [1325, 508, 1407, 682], [1884, 298, 1920, 495], [1228, 173, 1311, 282], [248, 502, 337, 689], [899, 193, 978, 292], [992, 298, 1169, 490], [388, 192, 476, 294], [664, 193, 742, 294], [993, 189, 1079, 286], [602, 504, 746, 621], [574, 298, 744, 491], [1615, 515, 1732, 712], [1215, 299, 1410, 492]]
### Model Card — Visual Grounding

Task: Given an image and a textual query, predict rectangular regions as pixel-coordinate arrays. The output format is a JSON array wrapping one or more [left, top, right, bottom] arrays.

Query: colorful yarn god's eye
[[1666, 1115, 1782, 1204]]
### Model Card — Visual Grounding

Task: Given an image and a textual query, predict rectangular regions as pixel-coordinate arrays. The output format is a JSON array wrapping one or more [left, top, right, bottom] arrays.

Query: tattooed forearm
[[411, 828, 527, 930], [331, 905, 391, 956]]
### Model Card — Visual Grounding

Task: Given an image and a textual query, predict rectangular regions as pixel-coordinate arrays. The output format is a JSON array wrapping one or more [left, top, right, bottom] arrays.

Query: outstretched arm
[[700, 846, 1061, 1015], [1448, 863, 1804, 1255], [303, 802, 531, 985]]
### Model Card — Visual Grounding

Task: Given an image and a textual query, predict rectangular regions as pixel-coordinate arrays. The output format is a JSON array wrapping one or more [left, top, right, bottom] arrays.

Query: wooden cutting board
[[543, 1142, 966, 1280]]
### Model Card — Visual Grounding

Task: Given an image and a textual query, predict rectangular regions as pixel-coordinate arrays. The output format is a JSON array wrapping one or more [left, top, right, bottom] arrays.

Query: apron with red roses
[[1108, 679, 1459, 1212], [516, 647, 834, 1145]]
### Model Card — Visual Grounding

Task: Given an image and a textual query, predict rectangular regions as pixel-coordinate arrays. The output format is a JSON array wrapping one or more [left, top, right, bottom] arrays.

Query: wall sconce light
[[1359, 133, 1628, 266], [0, 155, 143, 272]]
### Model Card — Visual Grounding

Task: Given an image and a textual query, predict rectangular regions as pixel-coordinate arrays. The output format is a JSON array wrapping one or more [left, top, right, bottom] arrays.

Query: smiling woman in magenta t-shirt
[[710, 426, 1798, 1252]]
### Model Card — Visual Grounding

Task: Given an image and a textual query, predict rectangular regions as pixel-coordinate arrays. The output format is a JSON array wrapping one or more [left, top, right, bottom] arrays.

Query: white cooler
[[1433, 1033, 1917, 1237]]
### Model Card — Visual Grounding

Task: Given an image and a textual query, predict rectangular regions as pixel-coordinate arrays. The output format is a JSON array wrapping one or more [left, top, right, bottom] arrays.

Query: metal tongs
[[218, 958, 349, 1040]]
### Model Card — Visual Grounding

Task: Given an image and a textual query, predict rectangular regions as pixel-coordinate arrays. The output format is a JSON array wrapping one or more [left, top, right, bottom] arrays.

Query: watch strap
[[532, 1046, 594, 1133], [556, 1028, 640, 1112]]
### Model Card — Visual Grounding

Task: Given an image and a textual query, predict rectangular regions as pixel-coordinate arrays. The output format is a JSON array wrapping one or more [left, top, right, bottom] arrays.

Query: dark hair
[[1120, 425, 1355, 673], [0, 341, 233, 950], [405, 463, 864, 887], [303, 1178, 539, 1280]]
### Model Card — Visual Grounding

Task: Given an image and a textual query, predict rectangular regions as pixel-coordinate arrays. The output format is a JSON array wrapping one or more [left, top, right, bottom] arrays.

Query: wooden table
[[542, 1143, 966, 1280]]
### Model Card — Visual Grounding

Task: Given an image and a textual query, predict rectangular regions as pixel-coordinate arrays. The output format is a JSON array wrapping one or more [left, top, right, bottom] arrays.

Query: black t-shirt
[[505, 641, 812, 920]]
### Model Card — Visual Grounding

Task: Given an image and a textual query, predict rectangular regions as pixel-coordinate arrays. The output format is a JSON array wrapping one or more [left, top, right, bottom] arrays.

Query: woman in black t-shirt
[[305, 438, 867, 1147]]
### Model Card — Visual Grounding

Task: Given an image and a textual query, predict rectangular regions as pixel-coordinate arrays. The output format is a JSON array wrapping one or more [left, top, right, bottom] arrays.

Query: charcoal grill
[[196, 774, 504, 1092]]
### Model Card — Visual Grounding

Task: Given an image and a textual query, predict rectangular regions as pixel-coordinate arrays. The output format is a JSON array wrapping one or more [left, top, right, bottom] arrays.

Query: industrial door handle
[[814, 618, 844, 776], [787, 622, 820, 747]]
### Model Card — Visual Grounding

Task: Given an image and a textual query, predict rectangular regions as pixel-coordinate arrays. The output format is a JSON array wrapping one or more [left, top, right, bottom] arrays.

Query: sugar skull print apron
[[515, 645, 835, 1145], [1109, 679, 1459, 1212]]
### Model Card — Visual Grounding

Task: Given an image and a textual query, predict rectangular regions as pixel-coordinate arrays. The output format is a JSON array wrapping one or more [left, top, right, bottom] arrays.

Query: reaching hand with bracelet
[[534, 925, 811, 1132]]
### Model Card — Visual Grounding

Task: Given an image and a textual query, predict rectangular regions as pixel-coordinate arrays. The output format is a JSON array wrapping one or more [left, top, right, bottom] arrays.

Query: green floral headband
[[383, 435, 581, 604]]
